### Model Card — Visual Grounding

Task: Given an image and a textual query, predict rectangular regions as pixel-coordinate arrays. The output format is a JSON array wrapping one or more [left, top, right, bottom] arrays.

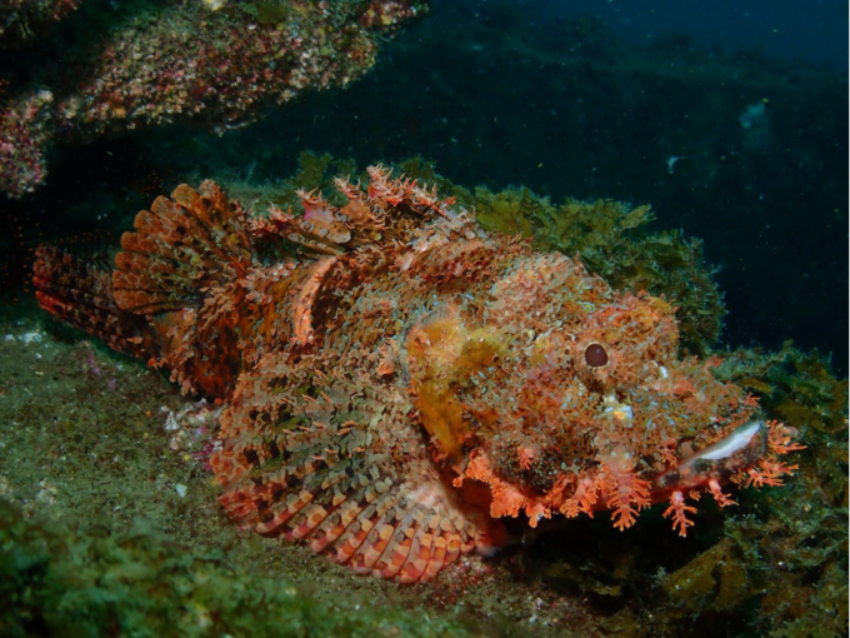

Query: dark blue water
[[544, 0, 848, 70]]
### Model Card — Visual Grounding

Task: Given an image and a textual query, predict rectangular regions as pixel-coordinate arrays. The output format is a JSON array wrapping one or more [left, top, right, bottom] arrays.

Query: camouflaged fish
[[33, 166, 804, 583]]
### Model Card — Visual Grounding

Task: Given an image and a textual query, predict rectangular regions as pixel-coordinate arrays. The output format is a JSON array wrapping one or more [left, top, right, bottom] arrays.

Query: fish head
[[408, 251, 772, 531]]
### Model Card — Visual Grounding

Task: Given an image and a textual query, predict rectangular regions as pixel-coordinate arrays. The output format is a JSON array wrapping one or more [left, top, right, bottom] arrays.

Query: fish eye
[[584, 343, 609, 367]]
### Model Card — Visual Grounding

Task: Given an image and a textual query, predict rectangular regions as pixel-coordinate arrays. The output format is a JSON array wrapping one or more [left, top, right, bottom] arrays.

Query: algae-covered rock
[[655, 344, 848, 636], [660, 538, 749, 614], [716, 343, 848, 503]]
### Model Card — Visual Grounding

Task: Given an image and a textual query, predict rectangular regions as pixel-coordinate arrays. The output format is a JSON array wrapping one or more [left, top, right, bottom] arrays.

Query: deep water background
[[3, 0, 848, 371], [544, 0, 849, 70]]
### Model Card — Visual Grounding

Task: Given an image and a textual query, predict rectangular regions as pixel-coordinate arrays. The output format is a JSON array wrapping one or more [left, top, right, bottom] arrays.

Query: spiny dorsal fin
[[113, 181, 254, 314], [251, 165, 478, 258]]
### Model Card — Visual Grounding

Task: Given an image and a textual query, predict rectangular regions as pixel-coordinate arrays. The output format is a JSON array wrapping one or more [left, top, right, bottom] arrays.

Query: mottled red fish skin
[[32, 167, 803, 582]]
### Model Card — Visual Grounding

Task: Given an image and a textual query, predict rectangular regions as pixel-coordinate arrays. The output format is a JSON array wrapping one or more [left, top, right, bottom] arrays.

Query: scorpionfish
[[33, 166, 803, 583]]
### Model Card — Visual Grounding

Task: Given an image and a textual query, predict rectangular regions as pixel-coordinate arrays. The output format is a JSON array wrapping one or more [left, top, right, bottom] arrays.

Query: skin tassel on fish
[[32, 166, 804, 582]]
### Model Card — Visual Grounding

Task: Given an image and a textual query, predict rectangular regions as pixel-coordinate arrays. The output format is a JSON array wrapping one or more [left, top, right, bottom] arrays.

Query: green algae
[[717, 343, 848, 505], [0, 499, 472, 637], [470, 185, 724, 356]]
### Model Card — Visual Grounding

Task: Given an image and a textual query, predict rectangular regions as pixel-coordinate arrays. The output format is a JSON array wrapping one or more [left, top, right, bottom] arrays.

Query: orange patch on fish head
[[407, 306, 508, 460]]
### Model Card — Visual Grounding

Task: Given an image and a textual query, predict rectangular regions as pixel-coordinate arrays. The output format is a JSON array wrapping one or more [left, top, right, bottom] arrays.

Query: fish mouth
[[649, 420, 767, 500]]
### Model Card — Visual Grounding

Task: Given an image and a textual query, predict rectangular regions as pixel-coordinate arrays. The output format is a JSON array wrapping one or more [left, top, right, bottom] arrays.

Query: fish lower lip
[[650, 420, 767, 495], [691, 420, 764, 462]]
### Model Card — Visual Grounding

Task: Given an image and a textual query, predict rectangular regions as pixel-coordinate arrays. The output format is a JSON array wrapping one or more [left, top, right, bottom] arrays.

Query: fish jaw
[[652, 419, 805, 536], [649, 419, 767, 502], [449, 418, 803, 537]]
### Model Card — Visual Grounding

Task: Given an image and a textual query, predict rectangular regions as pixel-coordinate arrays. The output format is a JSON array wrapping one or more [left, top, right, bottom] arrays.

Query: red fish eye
[[584, 343, 608, 367]]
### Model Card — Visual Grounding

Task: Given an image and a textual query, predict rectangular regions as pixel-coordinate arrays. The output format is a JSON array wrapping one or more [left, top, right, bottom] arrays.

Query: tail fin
[[112, 181, 254, 314], [33, 246, 150, 358]]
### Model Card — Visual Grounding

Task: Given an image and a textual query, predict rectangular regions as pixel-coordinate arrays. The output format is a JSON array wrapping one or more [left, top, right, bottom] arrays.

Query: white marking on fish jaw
[[649, 419, 766, 495], [603, 392, 634, 429], [694, 420, 763, 461]]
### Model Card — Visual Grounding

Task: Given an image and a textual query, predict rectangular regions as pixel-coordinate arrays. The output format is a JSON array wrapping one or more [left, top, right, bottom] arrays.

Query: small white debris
[[163, 408, 181, 432], [21, 330, 44, 345], [35, 480, 58, 505], [174, 483, 188, 498], [162, 400, 221, 456], [667, 156, 683, 174]]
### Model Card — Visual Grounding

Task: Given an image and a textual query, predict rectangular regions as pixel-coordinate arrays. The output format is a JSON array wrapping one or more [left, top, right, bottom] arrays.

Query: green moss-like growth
[[0, 498, 472, 637], [717, 343, 848, 505], [474, 187, 540, 239], [238, 0, 290, 26], [268, 150, 359, 210]]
